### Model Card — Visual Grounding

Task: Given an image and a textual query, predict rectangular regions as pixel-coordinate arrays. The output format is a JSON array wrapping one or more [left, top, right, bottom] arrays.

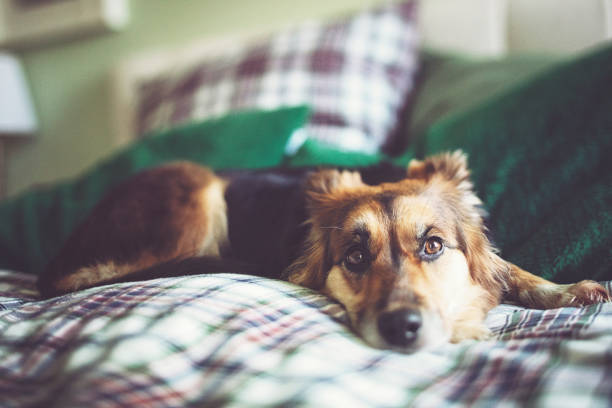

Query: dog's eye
[[344, 248, 370, 273], [422, 237, 444, 259], [424, 237, 443, 254]]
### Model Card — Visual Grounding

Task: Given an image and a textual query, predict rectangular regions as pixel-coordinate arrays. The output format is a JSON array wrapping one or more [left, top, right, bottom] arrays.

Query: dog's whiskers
[[320, 226, 344, 230]]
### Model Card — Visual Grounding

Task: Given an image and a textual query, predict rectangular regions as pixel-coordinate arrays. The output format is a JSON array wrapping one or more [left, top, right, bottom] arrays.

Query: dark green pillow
[[0, 106, 310, 275], [407, 50, 560, 142], [414, 44, 612, 283]]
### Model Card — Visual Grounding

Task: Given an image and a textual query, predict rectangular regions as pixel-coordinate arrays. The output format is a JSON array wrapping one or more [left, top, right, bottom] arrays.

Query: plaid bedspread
[[1, 270, 611, 408]]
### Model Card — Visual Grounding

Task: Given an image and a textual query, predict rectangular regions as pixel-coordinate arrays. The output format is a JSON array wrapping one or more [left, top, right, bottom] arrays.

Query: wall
[[6, 0, 384, 197]]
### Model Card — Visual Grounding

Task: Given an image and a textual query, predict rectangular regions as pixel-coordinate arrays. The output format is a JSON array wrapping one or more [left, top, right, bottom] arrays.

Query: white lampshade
[[0, 53, 37, 135]]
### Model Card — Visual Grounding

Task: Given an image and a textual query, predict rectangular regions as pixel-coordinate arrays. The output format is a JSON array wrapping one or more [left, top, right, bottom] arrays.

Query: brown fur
[[38, 152, 610, 352], [38, 162, 228, 295]]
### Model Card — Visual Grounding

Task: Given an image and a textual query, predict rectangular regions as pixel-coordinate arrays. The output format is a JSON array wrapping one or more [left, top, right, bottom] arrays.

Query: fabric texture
[[1, 270, 611, 407], [411, 43, 612, 283], [137, 1, 419, 153], [0, 106, 310, 276]]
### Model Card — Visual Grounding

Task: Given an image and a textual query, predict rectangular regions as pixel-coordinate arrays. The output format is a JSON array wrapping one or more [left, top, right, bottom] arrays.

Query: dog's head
[[285, 151, 508, 352]]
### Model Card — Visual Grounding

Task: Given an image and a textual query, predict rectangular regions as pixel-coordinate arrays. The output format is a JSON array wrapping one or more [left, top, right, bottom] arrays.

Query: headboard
[[111, 0, 612, 146]]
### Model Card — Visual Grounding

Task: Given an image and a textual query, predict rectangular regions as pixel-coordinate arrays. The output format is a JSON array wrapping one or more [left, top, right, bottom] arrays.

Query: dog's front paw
[[518, 280, 610, 309], [565, 280, 611, 306]]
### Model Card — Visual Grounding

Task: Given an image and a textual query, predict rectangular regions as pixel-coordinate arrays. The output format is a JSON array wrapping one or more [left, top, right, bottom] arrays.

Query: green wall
[[7, 0, 383, 197]]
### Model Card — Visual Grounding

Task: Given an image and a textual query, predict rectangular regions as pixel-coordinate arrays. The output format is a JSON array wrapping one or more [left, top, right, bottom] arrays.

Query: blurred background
[[0, 0, 610, 199]]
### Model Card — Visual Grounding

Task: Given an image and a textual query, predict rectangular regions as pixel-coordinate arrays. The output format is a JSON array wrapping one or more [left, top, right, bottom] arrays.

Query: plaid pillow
[[137, 0, 419, 153]]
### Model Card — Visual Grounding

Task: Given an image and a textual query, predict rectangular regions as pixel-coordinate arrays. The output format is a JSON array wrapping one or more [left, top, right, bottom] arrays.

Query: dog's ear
[[283, 234, 331, 289], [284, 170, 364, 289], [407, 150, 470, 186], [459, 224, 510, 300], [304, 168, 366, 236], [305, 169, 364, 207], [408, 150, 481, 217]]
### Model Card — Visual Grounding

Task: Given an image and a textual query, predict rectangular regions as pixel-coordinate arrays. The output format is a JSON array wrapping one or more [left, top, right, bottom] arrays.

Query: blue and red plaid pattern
[[137, 1, 419, 153], [1, 270, 611, 407]]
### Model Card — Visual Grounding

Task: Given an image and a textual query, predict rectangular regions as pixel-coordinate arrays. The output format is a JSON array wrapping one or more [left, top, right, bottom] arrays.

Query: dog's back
[[38, 162, 408, 297], [38, 162, 227, 297]]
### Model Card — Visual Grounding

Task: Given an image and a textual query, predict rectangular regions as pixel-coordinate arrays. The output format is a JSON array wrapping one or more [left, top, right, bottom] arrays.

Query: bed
[[2, 1, 612, 407]]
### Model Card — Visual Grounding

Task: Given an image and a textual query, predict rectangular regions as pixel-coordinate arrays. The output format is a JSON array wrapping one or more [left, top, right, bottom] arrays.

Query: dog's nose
[[377, 308, 422, 347]]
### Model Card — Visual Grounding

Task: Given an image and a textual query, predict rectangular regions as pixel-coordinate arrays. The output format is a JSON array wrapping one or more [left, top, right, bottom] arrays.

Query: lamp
[[0, 53, 37, 198], [0, 53, 37, 134]]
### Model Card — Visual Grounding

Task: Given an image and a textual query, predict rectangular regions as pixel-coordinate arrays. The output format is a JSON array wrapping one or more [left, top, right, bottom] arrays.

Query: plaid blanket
[[1, 270, 611, 408]]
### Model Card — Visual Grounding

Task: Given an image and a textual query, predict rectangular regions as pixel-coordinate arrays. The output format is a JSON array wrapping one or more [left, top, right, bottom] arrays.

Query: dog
[[37, 151, 610, 352]]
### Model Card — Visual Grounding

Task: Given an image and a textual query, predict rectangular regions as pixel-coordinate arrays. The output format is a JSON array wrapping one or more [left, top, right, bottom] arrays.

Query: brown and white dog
[[38, 151, 610, 352]]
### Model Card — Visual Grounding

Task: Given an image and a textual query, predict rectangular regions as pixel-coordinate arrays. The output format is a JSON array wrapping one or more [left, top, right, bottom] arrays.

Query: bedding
[[1, 270, 611, 407], [136, 0, 419, 153]]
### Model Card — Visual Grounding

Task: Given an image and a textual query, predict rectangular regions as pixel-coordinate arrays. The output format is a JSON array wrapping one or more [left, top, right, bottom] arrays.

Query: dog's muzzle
[[377, 308, 423, 347]]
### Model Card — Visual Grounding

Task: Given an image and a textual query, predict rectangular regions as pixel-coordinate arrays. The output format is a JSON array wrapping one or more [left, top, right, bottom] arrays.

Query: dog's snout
[[377, 309, 422, 347]]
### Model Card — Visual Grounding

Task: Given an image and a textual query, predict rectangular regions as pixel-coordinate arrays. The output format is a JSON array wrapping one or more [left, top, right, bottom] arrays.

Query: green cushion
[[414, 44, 612, 283], [408, 50, 560, 141], [285, 139, 385, 168], [0, 106, 310, 275]]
